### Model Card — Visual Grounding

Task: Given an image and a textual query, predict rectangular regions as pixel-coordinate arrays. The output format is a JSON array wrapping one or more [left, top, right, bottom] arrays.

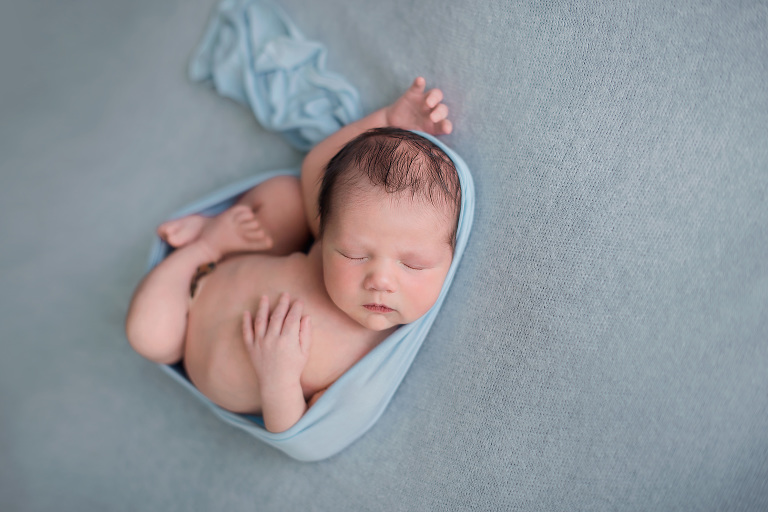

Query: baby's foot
[[157, 215, 208, 248], [197, 204, 273, 259], [385, 77, 453, 135]]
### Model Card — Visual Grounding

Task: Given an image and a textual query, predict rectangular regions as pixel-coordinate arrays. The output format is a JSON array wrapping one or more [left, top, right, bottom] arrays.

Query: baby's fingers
[[409, 76, 426, 94], [283, 300, 304, 338], [254, 295, 269, 340], [429, 103, 449, 123], [299, 316, 312, 355], [267, 293, 290, 337], [435, 118, 453, 135], [242, 310, 255, 348], [425, 88, 443, 109]]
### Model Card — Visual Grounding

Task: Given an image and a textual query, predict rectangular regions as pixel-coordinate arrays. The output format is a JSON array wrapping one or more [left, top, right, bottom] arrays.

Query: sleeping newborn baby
[[126, 78, 459, 433]]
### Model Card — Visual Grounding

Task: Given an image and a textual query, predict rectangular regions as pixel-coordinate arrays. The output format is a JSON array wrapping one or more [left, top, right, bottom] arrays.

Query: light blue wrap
[[188, 0, 361, 150], [145, 0, 475, 461], [147, 135, 474, 461]]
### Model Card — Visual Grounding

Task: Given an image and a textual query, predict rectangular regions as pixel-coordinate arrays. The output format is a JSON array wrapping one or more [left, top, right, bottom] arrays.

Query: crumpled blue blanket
[[147, 0, 475, 461], [189, 0, 361, 150]]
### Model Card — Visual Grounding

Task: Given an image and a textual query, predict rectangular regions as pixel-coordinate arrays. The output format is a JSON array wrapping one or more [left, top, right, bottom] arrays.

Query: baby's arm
[[242, 293, 312, 433], [300, 77, 453, 237]]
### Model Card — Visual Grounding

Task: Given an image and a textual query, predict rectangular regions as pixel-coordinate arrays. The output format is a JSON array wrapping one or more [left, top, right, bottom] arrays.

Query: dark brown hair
[[318, 127, 461, 247]]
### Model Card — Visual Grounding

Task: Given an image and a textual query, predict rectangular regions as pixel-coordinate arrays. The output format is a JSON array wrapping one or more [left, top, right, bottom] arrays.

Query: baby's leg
[[231, 175, 310, 256], [157, 176, 309, 256], [126, 239, 214, 364], [157, 215, 207, 248], [126, 193, 301, 364]]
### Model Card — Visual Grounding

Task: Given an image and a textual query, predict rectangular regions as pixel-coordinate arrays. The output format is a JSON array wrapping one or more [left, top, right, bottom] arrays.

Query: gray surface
[[2, 0, 767, 510]]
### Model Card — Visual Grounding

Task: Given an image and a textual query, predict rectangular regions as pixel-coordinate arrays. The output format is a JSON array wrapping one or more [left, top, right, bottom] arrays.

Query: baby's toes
[[156, 224, 171, 241], [231, 204, 256, 222], [242, 222, 273, 248], [157, 222, 182, 244], [242, 223, 265, 240], [239, 217, 262, 236]]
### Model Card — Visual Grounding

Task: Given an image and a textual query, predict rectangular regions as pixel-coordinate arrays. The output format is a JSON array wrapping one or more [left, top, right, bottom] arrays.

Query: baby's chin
[[356, 310, 430, 332], [345, 309, 404, 332], [357, 315, 401, 332]]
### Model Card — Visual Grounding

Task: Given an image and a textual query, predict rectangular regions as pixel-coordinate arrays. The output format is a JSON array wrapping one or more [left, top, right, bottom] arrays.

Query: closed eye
[[339, 251, 366, 261], [402, 262, 427, 271]]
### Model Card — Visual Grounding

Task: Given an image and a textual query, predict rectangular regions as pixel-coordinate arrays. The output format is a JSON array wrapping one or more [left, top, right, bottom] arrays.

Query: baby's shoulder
[[260, 249, 326, 297]]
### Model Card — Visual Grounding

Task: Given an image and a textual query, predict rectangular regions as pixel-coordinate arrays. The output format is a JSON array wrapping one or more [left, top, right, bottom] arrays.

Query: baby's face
[[321, 185, 455, 331]]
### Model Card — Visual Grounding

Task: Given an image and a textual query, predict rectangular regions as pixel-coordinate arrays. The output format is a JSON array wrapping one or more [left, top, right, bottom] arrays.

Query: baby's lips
[[363, 303, 395, 313]]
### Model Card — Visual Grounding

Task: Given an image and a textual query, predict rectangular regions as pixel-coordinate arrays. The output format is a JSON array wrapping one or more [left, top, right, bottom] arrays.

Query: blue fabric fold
[[149, 136, 473, 461], [188, 0, 361, 150]]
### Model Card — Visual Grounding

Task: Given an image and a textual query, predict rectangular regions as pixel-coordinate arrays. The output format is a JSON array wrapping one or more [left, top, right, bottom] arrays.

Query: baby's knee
[[261, 175, 303, 204], [239, 176, 303, 212], [256, 176, 308, 231], [125, 316, 183, 365]]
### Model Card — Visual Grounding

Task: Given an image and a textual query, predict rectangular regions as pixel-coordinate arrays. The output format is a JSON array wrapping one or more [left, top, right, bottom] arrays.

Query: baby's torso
[[184, 245, 392, 414]]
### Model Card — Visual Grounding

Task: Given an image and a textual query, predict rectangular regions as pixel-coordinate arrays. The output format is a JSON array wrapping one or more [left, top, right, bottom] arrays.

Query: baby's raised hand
[[242, 293, 311, 388], [385, 77, 453, 136]]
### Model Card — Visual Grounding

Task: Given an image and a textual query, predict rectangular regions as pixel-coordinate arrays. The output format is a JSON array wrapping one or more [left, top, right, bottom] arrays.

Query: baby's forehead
[[340, 181, 455, 220], [327, 184, 456, 250]]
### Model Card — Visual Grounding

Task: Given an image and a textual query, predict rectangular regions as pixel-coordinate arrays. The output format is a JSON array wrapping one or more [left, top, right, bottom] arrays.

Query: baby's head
[[318, 128, 461, 331]]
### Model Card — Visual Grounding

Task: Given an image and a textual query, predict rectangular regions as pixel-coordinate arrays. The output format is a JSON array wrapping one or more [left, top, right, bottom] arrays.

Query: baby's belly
[[184, 255, 267, 413], [182, 252, 365, 414]]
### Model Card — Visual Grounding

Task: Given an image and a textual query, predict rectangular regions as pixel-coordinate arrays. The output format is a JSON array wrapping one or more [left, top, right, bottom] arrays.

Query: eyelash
[[340, 252, 424, 271]]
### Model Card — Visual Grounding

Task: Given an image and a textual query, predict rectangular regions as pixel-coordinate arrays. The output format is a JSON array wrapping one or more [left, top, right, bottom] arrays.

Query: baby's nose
[[364, 265, 395, 293]]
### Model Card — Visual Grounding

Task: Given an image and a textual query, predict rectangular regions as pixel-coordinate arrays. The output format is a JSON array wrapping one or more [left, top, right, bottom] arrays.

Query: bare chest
[[184, 251, 387, 412]]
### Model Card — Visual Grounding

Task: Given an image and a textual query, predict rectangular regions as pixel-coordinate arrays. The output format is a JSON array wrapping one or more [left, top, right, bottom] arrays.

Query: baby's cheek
[[322, 266, 342, 303], [410, 277, 444, 317]]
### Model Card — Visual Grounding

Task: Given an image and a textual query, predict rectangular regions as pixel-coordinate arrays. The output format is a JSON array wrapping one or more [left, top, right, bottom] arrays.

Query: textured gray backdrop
[[1, 0, 766, 510]]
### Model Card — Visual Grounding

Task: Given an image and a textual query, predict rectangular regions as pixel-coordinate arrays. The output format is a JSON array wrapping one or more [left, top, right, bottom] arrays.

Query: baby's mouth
[[363, 303, 394, 313]]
